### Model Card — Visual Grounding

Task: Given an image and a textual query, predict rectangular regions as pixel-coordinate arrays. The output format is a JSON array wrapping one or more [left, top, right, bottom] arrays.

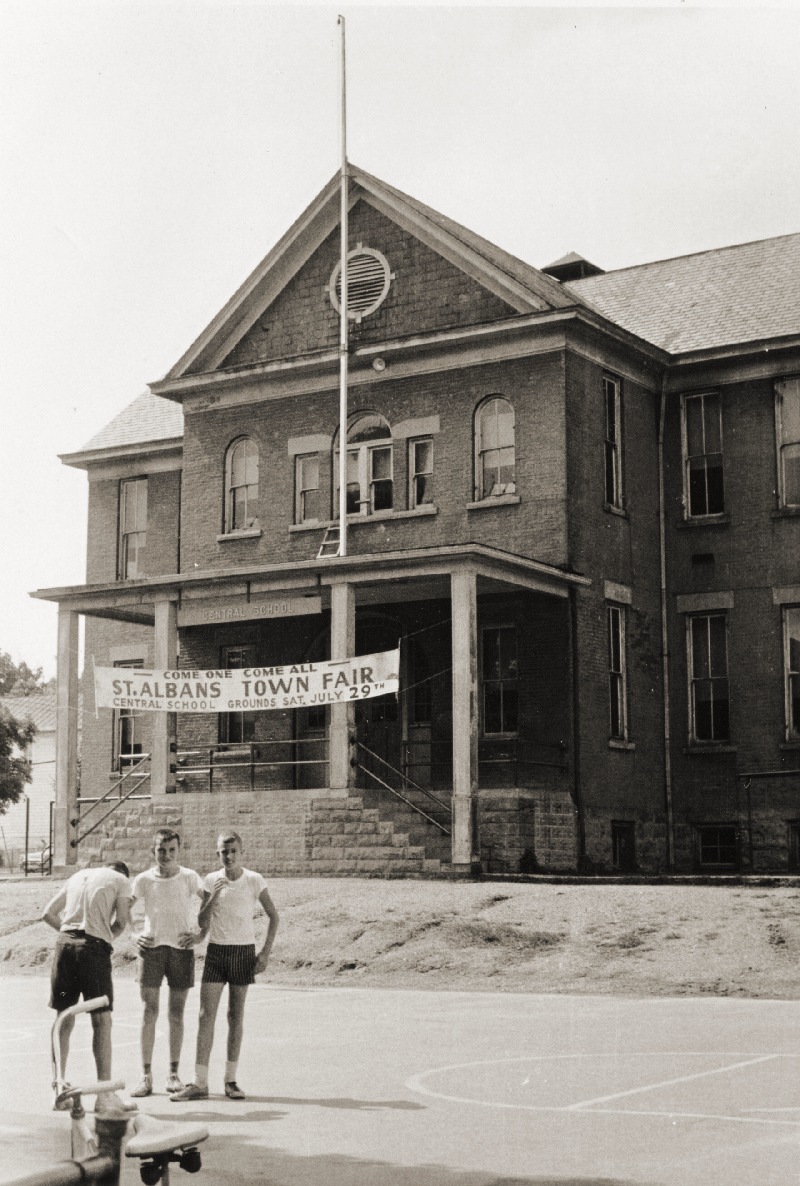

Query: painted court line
[[564, 1053, 782, 1110]]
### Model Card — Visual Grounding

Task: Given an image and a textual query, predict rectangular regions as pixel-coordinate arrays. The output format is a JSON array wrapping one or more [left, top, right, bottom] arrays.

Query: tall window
[[785, 607, 800, 740], [113, 660, 145, 770], [334, 414, 393, 517], [776, 377, 800, 508], [475, 397, 515, 500], [219, 645, 256, 744], [225, 437, 259, 532], [682, 392, 725, 517], [409, 437, 434, 509], [603, 375, 623, 509], [481, 626, 518, 736], [118, 478, 147, 579], [295, 454, 321, 524], [688, 613, 730, 742], [608, 604, 628, 740]]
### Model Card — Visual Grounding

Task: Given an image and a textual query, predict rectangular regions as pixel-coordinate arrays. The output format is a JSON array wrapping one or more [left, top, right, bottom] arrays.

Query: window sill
[[683, 744, 737, 755], [677, 515, 731, 530], [779, 741, 800, 750], [217, 528, 262, 542], [467, 495, 521, 512], [608, 738, 636, 751], [604, 503, 628, 519], [289, 506, 438, 533], [771, 507, 800, 519]]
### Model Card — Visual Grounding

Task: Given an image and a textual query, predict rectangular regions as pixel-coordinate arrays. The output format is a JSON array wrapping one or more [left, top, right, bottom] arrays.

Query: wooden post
[[451, 567, 479, 870], [329, 581, 355, 789], [54, 608, 79, 871], [151, 598, 177, 795]]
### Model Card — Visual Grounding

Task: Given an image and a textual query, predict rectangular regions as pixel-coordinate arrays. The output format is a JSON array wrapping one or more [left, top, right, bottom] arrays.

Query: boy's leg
[[140, 986, 161, 1068], [57, 1012, 76, 1078], [225, 984, 249, 1064], [167, 988, 190, 1065], [90, 1010, 113, 1080], [196, 981, 224, 1069]]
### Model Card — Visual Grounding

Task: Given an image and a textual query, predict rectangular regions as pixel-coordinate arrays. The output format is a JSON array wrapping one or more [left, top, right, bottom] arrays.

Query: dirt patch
[[2, 877, 800, 997]]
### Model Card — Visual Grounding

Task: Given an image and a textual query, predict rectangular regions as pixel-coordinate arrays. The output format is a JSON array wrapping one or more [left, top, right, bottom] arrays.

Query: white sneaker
[[131, 1074, 153, 1098]]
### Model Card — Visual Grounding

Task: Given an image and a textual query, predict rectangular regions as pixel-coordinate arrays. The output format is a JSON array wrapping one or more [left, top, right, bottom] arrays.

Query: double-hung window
[[784, 607, 800, 740], [475, 397, 515, 500], [603, 375, 623, 509], [682, 392, 725, 517], [688, 613, 730, 742], [224, 437, 259, 532], [608, 604, 628, 740], [775, 378, 800, 509], [118, 478, 147, 579], [481, 626, 518, 736], [113, 660, 145, 770], [334, 414, 393, 516], [295, 454, 321, 524], [409, 437, 434, 509]]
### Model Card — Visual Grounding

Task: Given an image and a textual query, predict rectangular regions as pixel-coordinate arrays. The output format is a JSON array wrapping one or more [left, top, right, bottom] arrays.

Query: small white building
[[0, 694, 57, 869]]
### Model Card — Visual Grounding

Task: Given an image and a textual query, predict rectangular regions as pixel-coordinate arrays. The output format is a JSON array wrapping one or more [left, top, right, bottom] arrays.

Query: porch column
[[451, 566, 479, 870], [151, 597, 178, 795], [54, 608, 79, 871], [329, 581, 355, 790]]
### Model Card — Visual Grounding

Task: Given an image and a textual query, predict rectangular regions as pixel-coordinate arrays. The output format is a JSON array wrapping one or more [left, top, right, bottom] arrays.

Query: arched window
[[224, 437, 259, 532], [333, 414, 393, 517], [474, 397, 515, 500]]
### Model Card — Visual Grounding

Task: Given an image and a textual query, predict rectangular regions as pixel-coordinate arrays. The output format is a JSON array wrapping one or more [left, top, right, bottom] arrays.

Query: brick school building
[[34, 168, 800, 877]]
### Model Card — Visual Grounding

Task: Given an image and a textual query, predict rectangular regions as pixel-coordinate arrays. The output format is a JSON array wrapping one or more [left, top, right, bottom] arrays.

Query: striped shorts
[[202, 942, 256, 986]]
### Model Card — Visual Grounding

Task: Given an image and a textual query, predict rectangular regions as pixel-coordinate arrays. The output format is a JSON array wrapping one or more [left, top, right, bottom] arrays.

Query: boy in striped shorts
[[171, 830, 279, 1101]]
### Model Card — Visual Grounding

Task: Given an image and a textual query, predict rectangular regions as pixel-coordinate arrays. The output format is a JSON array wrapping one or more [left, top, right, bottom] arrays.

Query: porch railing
[[175, 738, 328, 793], [355, 740, 451, 835], [71, 755, 151, 848]]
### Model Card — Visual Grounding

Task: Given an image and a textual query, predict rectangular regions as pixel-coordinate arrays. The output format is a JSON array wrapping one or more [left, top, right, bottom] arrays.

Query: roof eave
[[60, 436, 183, 471]]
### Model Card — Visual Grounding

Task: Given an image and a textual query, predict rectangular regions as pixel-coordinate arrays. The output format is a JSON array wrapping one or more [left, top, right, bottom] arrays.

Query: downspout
[[658, 372, 675, 870], [569, 585, 587, 872]]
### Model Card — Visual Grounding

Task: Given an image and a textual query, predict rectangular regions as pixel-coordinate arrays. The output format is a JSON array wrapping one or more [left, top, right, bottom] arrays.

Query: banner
[[94, 649, 399, 713]]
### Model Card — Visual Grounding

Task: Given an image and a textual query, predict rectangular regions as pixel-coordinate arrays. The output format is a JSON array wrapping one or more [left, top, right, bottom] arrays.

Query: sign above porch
[[177, 593, 322, 627]]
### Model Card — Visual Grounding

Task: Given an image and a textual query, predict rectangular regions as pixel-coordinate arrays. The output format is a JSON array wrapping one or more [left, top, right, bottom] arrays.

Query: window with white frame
[[682, 392, 725, 517], [333, 414, 393, 517], [295, 454, 321, 524], [118, 478, 147, 579], [481, 625, 518, 736], [784, 606, 800, 740], [603, 374, 623, 509], [224, 437, 259, 532], [608, 604, 628, 740], [112, 660, 145, 770], [409, 437, 434, 509], [474, 397, 515, 500], [775, 377, 800, 508], [688, 612, 730, 742], [219, 645, 257, 744]]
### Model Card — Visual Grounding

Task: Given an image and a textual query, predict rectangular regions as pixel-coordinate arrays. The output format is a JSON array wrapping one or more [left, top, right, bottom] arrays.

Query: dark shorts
[[49, 931, 114, 1013], [202, 943, 256, 987], [138, 945, 195, 991]]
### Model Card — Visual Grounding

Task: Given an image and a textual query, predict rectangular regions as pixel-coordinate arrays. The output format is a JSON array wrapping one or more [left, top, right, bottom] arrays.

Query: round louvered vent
[[329, 244, 393, 322]]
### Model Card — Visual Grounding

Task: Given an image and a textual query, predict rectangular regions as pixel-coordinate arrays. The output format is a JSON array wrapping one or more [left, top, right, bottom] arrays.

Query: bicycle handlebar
[[57, 1078, 125, 1101], [58, 995, 110, 1019]]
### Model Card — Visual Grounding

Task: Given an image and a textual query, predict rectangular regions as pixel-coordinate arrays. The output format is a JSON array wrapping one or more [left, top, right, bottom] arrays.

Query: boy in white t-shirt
[[130, 829, 207, 1097], [171, 830, 278, 1102]]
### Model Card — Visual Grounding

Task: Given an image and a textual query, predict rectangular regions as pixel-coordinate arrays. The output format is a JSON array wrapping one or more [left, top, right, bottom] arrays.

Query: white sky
[[1, 2, 799, 680]]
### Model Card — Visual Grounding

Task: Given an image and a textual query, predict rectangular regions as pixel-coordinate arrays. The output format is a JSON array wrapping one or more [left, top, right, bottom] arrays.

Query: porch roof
[[31, 544, 590, 625]]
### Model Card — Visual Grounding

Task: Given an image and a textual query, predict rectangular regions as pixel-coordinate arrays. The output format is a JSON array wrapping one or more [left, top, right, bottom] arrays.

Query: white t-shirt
[[203, 868, 268, 946], [61, 867, 132, 946], [132, 866, 205, 949]]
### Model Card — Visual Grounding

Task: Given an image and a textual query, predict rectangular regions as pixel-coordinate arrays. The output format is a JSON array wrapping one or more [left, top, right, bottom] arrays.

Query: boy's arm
[[197, 881, 224, 933], [181, 889, 212, 948], [42, 887, 68, 932], [111, 894, 132, 939], [255, 888, 279, 973]]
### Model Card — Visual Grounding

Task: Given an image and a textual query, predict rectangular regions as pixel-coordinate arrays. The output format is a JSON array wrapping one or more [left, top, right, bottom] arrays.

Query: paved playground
[[0, 976, 798, 1186]]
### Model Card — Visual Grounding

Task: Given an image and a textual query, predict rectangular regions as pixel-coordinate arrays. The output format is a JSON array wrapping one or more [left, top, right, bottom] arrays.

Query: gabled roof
[[565, 232, 800, 354], [159, 164, 583, 385], [0, 692, 57, 732], [61, 391, 184, 466]]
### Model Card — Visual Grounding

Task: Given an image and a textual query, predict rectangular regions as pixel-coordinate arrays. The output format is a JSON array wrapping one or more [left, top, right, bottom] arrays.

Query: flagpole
[[338, 14, 349, 558]]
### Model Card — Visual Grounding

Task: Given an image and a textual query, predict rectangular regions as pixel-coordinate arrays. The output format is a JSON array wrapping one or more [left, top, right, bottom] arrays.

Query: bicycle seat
[[125, 1113, 209, 1158]]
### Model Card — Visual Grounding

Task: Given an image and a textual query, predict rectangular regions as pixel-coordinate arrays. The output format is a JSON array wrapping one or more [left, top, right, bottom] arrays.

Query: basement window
[[696, 824, 738, 870]]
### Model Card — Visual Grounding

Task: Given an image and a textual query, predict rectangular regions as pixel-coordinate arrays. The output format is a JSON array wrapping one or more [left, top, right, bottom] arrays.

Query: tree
[[0, 704, 37, 814], [0, 651, 51, 697]]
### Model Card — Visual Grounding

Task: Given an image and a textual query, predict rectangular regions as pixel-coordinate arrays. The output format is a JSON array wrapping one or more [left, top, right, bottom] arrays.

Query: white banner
[[94, 649, 399, 713]]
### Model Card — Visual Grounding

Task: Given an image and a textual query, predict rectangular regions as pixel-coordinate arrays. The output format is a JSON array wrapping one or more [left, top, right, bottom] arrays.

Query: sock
[[225, 1061, 238, 1083], [143, 1064, 152, 1075], [195, 1064, 209, 1090], [170, 1061, 179, 1074]]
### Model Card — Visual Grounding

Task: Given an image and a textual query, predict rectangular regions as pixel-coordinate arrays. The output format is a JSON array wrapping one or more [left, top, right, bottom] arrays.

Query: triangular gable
[[158, 166, 582, 387]]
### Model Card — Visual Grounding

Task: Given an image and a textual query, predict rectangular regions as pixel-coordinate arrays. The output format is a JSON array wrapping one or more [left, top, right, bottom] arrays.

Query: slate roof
[[0, 693, 57, 732], [76, 391, 184, 455], [565, 232, 800, 354]]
